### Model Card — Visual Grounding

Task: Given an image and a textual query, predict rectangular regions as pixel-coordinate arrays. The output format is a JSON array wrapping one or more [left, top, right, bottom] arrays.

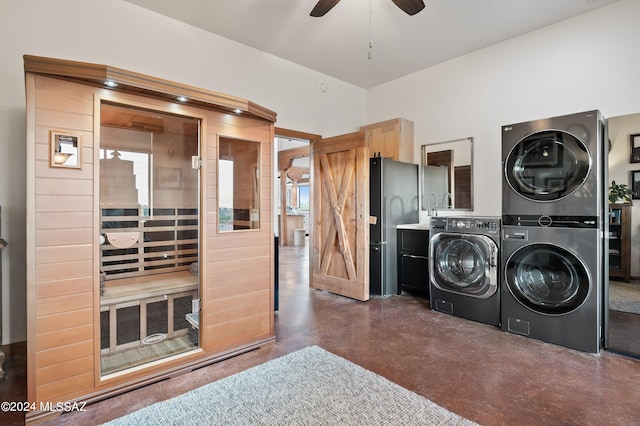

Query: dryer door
[[504, 243, 590, 315], [429, 233, 498, 298], [504, 130, 591, 202]]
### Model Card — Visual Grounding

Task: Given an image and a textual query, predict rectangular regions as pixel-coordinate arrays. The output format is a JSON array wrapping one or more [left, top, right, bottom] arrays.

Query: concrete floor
[[3, 241, 640, 425]]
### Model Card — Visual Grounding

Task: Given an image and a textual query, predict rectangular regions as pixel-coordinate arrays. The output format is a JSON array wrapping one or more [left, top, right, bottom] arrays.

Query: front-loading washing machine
[[501, 224, 603, 353], [429, 216, 501, 327], [502, 110, 606, 218]]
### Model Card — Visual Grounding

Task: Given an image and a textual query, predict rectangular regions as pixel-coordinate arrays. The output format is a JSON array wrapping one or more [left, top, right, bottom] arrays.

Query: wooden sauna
[[24, 55, 276, 423]]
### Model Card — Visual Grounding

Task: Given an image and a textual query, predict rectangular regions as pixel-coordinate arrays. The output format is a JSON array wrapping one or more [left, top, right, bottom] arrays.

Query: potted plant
[[608, 180, 633, 204]]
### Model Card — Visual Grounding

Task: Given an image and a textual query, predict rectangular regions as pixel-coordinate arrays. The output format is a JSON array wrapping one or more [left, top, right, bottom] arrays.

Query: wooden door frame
[[275, 128, 321, 246]]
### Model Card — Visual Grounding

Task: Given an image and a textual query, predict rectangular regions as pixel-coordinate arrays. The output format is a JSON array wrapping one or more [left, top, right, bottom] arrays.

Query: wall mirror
[[607, 112, 640, 359], [421, 137, 473, 212], [218, 136, 261, 232]]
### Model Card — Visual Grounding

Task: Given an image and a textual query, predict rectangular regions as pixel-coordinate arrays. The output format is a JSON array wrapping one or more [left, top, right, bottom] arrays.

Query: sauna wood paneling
[[27, 74, 98, 406], [201, 113, 273, 354], [37, 372, 94, 405], [36, 277, 93, 299], [36, 308, 93, 333], [37, 340, 93, 367]]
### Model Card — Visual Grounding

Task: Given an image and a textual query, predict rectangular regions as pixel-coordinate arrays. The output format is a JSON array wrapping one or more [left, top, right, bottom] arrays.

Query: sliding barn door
[[311, 132, 369, 301]]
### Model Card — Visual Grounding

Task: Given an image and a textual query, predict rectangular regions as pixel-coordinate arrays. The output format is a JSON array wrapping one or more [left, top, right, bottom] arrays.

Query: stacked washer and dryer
[[501, 110, 608, 354], [427, 110, 607, 354]]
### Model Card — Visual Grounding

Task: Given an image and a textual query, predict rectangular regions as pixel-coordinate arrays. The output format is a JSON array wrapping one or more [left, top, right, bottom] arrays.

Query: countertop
[[397, 223, 430, 230]]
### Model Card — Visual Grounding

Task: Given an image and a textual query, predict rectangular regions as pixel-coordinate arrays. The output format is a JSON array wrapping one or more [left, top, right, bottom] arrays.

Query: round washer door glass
[[505, 130, 590, 201], [431, 234, 497, 298], [504, 243, 590, 315]]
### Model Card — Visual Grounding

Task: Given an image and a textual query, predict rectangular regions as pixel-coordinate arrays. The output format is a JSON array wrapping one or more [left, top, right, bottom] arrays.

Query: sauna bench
[[101, 271, 198, 306]]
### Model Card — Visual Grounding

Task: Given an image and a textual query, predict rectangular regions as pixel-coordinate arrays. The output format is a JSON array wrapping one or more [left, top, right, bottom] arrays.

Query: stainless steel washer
[[429, 216, 501, 326]]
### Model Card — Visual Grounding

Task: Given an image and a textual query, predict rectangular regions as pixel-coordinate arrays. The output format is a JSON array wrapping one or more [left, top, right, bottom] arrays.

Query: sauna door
[[99, 102, 201, 376], [311, 131, 369, 301]]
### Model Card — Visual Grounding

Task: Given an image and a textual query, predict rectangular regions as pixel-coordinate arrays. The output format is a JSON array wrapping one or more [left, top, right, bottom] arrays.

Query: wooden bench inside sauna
[[99, 206, 199, 374]]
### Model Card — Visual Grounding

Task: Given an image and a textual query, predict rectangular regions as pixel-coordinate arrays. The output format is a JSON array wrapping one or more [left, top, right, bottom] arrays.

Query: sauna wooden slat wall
[[27, 74, 97, 404], [26, 61, 275, 422], [202, 116, 274, 354]]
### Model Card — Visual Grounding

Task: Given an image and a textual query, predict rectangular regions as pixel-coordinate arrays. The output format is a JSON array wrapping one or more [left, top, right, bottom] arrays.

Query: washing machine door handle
[[489, 245, 497, 267]]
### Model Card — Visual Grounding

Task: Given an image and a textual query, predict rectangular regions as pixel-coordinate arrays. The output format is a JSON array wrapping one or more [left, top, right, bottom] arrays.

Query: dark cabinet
[[397, 228, 430, 296], [609, 204, 631, 282]]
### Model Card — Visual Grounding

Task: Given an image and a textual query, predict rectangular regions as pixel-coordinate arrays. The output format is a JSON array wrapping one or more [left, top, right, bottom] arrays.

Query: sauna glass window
[[218, 136, 261, 232], [99, 102, 201, 377]]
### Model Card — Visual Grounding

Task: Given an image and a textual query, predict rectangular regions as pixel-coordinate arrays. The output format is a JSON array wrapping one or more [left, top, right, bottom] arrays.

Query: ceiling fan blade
[[390, 0, 425, 16], [310, 0, 341, 17]]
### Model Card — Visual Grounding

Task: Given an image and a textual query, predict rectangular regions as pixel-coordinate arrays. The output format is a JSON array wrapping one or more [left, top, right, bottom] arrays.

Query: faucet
[[427, 192, 438, 216], [442, 192, 452, 209]]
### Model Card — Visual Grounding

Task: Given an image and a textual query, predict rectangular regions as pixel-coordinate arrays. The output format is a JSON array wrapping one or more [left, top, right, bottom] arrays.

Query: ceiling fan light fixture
[[310, 0, 425, 17], [391, 0, 425, 16], [310, 0, 341, 17]]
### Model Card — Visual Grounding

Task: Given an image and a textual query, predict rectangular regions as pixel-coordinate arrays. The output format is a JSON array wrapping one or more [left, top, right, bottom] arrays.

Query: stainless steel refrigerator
[[370, 157, 419, 296]]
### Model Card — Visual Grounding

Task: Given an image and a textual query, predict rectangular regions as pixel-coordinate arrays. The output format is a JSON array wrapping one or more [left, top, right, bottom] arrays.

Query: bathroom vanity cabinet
[[24, 55, 276, 423]]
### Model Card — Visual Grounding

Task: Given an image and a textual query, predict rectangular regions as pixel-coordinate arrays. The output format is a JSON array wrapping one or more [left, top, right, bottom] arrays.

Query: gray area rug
[[103, 345, 477, 425], [609, 281, 640, 315]]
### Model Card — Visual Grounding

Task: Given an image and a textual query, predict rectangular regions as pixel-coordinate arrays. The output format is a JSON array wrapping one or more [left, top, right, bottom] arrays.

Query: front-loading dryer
[[501, 223, 603, 353], [429, 216, 501, 327], [502, 110, 606, 219]]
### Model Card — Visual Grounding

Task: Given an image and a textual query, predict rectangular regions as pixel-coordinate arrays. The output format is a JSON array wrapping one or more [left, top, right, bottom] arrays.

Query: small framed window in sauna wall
[[50, 130, 82, 168]]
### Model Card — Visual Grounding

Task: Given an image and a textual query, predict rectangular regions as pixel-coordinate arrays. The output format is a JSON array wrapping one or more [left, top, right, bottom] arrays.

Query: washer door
[[504, 243, 590, 315], [429, 234, 498, 298], [504, 130, 591, 202]]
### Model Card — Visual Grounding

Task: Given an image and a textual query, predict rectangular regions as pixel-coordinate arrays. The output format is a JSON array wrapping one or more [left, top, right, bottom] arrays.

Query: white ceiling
[[125, 0, 619, 89]]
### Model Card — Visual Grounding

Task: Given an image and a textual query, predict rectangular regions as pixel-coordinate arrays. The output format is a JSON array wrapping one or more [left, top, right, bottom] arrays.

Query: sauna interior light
[[104, 80, 118, 88], [176, 96, 188, 102], [233, 108, 242, 114]]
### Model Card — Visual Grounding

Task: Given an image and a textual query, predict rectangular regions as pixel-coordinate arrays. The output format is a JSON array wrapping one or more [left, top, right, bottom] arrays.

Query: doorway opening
[[274, 128, 319, 308]]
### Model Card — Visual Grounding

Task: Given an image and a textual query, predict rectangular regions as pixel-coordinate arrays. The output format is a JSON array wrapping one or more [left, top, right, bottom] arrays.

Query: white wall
[[366, 0, 640, 221], [0, 0, 366, 344]]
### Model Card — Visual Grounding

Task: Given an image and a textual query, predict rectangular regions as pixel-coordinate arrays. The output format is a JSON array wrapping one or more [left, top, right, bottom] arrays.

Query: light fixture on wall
[[53, 148, 72, 165]]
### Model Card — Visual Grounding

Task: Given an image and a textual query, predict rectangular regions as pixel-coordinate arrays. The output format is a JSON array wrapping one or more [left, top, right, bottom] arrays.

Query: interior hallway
[[2, 241, 640, 425]]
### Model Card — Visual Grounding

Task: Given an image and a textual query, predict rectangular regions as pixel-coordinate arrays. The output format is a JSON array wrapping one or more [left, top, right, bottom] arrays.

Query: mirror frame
[[420, 137, 474, 212]]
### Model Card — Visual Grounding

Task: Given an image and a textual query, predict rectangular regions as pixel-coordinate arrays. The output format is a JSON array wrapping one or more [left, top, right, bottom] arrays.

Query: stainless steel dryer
[[502, 223, 603, 353], [502, 110, 606, 218], [429, 216, 501, 327]]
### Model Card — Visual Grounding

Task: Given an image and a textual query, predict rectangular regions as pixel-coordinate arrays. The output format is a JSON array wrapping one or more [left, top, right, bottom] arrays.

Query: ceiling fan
[[310, 0, 425, 17]]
